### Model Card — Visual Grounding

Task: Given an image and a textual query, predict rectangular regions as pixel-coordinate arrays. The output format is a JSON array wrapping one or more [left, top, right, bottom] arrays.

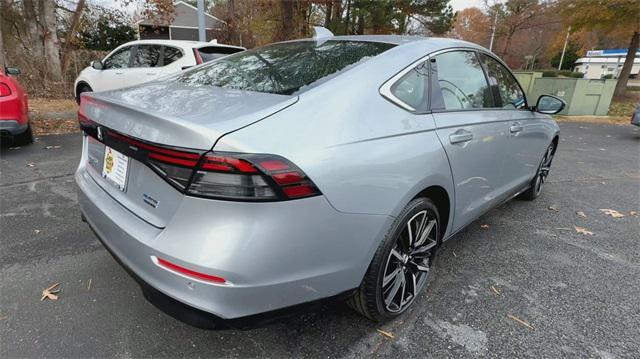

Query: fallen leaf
[[41, 283, 60, 301], [9, 147, 20, 150], [630, 211, 638, 217], [507, 314, 535, 330], [599, 209, 625, 218], [87, 279, 92, 291], [480, 224, 490, 229], [25, 162, 35, 167], [574, 226, 594, 236], [452, 251, 457, 258], [576, 211, 586, 218], [491, 285, 501, 295], [548, 206, 559, 212], [0, 315, 7, 320], [44, 145, 61, 150], [34, 229, 41, 234], [556, 227, 572, 231], [376, 329, 395, 339]]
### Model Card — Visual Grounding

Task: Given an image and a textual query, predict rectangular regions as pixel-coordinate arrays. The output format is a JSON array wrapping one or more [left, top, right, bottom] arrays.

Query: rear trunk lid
[[81, 81, 297, 150], [79, 82, 296, 228]]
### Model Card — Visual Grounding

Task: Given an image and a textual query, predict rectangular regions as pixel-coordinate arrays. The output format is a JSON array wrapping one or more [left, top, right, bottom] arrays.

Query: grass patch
[[608, 91, 639, 117]]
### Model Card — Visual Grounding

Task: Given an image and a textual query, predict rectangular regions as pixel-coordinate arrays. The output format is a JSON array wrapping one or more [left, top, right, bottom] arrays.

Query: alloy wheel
[[382, 210, 438, 313], [535, 144, 555, 194]]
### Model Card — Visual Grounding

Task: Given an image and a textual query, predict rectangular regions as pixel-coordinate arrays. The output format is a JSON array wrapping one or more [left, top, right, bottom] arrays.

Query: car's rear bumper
[[0, 119, 28, 135], [76, 163, 392, 323]]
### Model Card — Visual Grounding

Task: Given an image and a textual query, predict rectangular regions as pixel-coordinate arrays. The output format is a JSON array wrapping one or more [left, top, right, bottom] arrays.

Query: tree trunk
[[40, 0, 63, 82], [22, 0, 44, 60], [613, 31, 639, 98], [279, 0, 295, 41], [324, 1, 332, 27], [344, 0, 351, 35], [61, 0, 85, 74]]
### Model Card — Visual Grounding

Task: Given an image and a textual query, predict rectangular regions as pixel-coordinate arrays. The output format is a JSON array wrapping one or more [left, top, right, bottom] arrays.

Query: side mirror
[[535, 95, 566, 115], [91, 60, 104, 70], [5, 67, 21, 75]]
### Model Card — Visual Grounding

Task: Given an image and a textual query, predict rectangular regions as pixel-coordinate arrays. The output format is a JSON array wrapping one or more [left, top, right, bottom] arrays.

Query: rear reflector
[[154, 257, 226, 284]]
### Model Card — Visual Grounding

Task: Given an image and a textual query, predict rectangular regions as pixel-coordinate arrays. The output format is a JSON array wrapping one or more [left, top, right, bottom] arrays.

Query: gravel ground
[[1, 122, 639, 358]]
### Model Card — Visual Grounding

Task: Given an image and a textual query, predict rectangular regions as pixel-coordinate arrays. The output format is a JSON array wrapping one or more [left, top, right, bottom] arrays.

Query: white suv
[[74, 39, 245, 103]]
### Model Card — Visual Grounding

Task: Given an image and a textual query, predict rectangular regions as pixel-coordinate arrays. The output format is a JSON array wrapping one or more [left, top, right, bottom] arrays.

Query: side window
[[163, 46, 183, 66], [480, 54, 526, 109], [431, 51, 493, 110], [390, 62, 428, 110], [104, 46, 132, 69], [133, 45, 161, 68]]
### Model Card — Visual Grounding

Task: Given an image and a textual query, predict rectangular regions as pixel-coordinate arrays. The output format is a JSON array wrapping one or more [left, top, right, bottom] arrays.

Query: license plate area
[[87, 136, 129, 192]]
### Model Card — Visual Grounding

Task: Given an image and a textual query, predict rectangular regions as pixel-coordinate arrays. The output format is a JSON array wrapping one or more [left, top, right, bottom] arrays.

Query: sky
[[449, 0, 485, 11]]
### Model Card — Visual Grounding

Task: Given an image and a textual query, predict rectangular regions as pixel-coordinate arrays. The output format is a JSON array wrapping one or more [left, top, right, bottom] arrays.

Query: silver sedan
[[76, 32, 564, 328]]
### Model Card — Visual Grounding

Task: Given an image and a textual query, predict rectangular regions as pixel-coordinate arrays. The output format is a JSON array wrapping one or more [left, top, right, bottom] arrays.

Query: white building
[[574, 49, 640, 79]]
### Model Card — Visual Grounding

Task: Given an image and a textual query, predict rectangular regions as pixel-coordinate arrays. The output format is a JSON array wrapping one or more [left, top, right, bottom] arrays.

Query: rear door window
[[174, 40, 396, 95], [197, 46, 244, 62], [133, 45, 161, 68], [431, 51, 494, 111], [163, 46, 183, 66], [104, 46, 132, 69], [480, 53, 527, 109]]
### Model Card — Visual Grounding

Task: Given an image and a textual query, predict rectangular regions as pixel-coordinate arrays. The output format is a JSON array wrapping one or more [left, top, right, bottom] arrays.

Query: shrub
[[569, 72, 585, 78], [542, 71, 558, 77]]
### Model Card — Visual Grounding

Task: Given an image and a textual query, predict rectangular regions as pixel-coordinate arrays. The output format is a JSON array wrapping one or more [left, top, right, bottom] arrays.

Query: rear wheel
[[14, 123, 33, 145], [519, 142, 555, 200], [348, 197, 440, 321], [76, 84, 92, 104]]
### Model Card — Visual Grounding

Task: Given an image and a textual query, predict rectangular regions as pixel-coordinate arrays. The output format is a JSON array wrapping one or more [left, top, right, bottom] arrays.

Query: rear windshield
[[197, 46, 244, 62], [174, 40, 396, 95]]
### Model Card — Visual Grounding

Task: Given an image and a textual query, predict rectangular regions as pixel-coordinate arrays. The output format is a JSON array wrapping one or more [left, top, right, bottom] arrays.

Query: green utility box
[[513, 73, 616, 116]]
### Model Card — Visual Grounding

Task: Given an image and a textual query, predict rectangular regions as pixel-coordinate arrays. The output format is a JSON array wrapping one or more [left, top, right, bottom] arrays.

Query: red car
[[0, 66, 32, 145]]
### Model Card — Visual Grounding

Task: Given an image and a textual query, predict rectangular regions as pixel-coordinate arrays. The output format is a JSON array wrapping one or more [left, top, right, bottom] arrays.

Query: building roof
[[586, 49, 640, 57], [135, 1, 225, 28]]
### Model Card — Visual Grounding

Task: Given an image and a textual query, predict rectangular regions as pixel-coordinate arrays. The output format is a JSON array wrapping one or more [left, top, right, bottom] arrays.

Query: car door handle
[[449, 131, 473, 144], [510, 123, 523, 133]]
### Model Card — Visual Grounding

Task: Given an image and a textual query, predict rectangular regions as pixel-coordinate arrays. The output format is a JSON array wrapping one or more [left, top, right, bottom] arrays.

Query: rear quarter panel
[[214, 54, 455, 238]]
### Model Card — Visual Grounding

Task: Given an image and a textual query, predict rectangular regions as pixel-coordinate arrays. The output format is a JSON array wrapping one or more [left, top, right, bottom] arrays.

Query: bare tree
[[61, 0, 86, 73]]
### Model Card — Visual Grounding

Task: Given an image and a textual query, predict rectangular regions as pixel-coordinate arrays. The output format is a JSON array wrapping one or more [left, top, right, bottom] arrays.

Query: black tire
[[519, 142, 555, 201], [14, 123, 33, 146], [76, 84, 92, 104], [348, 197, 440, 321]]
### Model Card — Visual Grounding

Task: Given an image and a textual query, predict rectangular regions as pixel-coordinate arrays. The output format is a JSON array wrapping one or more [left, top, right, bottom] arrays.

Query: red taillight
[[0, 83, 12, 97], [155, 257, 226, 284], [193, 49, 204, 65], [187, 152, 321, 201]]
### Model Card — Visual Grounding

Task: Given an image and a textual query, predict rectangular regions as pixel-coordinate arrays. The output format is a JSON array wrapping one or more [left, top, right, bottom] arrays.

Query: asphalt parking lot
[[1, 122, 639, 358]]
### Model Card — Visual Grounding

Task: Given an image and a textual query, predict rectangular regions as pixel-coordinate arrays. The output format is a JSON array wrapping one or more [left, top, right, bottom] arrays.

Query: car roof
[[278, 35, 487, 53], [123, 39, 244, 50]]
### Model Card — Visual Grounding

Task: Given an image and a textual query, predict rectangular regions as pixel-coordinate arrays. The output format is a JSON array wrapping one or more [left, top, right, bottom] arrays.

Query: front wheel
[[519, 142, 555, 201], [348, 197, 440, 321]]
